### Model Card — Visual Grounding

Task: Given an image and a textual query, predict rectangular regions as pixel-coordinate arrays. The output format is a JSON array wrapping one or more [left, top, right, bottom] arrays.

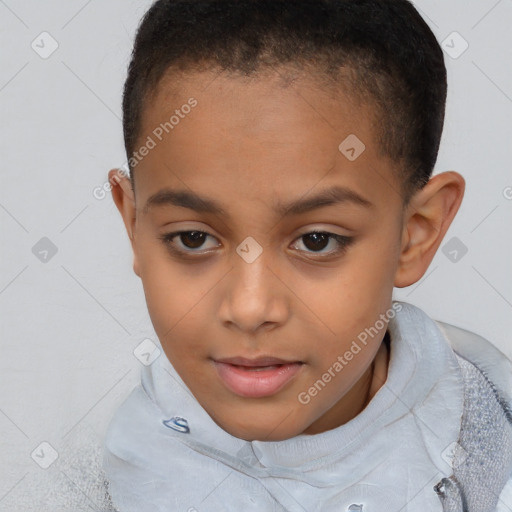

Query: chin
[[213, 413, 306, 442], [231, 427, 299, 442]]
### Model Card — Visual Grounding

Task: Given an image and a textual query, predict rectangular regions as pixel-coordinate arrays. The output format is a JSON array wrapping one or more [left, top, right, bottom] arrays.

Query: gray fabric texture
[[434, 354, 512, 512]]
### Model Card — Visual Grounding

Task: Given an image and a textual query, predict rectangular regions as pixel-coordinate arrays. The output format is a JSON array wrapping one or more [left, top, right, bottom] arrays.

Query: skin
[[109, 67, 464, 441]]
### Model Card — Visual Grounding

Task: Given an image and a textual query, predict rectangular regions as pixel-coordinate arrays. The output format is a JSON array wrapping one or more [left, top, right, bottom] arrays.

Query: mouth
[[212, 356, 304, 398]]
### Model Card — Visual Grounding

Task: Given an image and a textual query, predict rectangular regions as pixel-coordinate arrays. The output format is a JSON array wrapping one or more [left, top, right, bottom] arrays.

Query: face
[[120, 68, 408, 441]]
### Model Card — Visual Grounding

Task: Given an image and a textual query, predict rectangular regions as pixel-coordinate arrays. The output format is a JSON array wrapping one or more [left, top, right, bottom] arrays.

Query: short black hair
[[123, 0, 447, 201]]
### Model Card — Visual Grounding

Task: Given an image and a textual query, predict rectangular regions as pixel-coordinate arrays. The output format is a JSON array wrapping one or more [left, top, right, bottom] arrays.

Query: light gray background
[[1, 0, 511, 509]]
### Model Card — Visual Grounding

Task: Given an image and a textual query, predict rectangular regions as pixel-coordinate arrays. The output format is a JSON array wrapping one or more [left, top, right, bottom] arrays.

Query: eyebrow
[[143, 185, 373, 218]]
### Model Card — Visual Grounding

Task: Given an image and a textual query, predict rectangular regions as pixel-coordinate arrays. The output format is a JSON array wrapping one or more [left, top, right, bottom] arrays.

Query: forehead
[[134, 67, 401, 213], [144, 65, 368, 138]]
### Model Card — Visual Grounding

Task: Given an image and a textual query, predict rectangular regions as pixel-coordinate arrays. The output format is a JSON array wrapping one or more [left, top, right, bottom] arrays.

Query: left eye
[[291, 231, 353, 257], [159, 230, 353, 257]]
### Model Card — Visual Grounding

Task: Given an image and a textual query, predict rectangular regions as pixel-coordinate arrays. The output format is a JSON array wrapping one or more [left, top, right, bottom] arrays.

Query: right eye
[[158, 230, 220, 256]]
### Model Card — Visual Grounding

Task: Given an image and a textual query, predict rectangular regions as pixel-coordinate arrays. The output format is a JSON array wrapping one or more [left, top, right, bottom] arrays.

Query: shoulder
[[433, 320, 512, 511], [434, 319, 512, 405]]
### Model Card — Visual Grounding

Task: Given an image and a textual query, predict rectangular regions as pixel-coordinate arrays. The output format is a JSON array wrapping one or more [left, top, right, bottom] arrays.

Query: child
[[101, 0, 512, 510]]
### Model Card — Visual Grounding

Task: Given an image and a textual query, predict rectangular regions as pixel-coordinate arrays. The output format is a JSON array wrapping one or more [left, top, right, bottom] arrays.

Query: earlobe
[[394, 171, 465, 288], [108, 168, 141, 278]]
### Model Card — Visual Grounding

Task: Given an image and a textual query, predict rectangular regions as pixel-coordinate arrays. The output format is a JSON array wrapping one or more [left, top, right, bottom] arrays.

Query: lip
[[213, 356, 304, 398], [215, 356, 298, 367]]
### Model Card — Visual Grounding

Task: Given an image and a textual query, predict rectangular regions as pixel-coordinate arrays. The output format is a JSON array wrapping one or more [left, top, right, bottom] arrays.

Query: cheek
[[346, 221, 402, 299], [303, 236, 399, 363], [135, 241, 221, 366], [135, 238, 192, 339]]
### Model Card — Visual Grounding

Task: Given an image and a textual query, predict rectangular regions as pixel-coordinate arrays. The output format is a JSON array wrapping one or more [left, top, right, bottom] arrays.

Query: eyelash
[[158, 229, 354, 260]]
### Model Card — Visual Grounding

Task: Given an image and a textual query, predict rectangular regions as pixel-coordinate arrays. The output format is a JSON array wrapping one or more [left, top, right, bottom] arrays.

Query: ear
[[394, 171, 465, 288], [108, 168, 141, 278]]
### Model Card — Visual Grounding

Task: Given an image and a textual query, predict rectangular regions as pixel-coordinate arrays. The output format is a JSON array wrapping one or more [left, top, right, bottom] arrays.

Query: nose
[[218, 244, 289, 334]]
